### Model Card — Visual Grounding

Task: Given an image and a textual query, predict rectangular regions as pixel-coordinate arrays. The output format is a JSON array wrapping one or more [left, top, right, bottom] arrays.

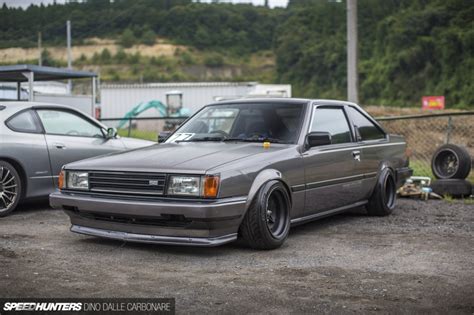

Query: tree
[[119, 28, 135, 48]]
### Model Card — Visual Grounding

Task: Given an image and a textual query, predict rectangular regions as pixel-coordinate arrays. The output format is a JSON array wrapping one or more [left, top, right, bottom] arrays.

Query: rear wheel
[[0, 161, 22, 217], [367, 168, 396, 216], [239, 180, 290, 250]]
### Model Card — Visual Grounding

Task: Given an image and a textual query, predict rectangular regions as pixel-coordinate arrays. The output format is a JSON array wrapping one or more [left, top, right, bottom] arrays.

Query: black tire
[[367, 168, 396, 216], [430, 179, 472, 198], [431, 144, 471, 180], [239, 180, 291, 250], [0, 160, 22, 217]]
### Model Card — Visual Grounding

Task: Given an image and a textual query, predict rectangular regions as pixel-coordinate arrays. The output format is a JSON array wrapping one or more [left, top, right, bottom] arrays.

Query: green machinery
[[117, 100, 191, 130]]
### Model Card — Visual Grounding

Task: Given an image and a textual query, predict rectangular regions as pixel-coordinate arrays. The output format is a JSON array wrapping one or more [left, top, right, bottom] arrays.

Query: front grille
[[88, 171, 166, 196]]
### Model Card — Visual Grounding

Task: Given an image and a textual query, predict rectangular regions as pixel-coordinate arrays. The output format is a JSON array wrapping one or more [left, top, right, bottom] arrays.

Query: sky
[[1, 0, 289, 9]]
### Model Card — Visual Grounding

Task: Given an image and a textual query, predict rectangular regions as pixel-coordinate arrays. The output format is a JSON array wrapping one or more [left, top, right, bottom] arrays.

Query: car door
[[35, 108, 125, 186], [346, 106, 388, 200], [3, 109, 54, 198], [303, 105, 362, 214]]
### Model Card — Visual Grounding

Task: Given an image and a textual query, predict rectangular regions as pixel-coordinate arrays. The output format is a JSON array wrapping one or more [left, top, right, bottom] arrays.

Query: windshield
[[167, 103, 305, 144]]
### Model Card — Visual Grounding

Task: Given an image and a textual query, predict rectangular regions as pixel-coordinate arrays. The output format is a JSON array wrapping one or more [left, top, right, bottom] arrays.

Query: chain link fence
[[100, 111, 474, 180], [378, 112, 474, 181]]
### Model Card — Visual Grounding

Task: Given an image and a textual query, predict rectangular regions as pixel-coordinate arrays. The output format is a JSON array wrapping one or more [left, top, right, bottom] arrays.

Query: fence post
[[445, 116, 452, 144], [128, 118, 132, 137]]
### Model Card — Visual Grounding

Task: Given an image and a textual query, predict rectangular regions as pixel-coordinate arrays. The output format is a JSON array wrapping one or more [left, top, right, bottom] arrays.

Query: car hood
[[120, 137, 155, 149], [66, 142, 294, 174]]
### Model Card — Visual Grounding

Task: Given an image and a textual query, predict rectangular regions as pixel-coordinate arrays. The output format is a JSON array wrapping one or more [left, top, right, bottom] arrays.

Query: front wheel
[[0, 161, 22, 217], [239, 180, 291, 250], [367, 168, 396, 216]]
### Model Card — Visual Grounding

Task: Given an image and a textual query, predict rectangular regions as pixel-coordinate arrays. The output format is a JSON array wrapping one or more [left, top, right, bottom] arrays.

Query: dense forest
[[0, 0, 472, 108]]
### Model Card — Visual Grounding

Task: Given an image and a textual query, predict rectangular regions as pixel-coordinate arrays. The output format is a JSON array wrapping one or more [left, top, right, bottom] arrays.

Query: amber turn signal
[[58, 170, 65, 189], [203, 175, 220, 198]]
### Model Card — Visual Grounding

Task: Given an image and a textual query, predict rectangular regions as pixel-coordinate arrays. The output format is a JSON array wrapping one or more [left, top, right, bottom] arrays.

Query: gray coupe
[[50, 99, 412, 249], [0, 102, 154, 216]]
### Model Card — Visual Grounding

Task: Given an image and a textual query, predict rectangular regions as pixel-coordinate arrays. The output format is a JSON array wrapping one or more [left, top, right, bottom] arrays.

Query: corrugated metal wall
[[101, 82, 256, 118], [100, 82, 291, 119]]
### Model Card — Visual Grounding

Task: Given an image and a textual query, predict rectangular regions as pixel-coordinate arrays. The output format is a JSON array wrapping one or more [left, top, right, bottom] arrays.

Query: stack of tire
[[430, 144, 472, 198]]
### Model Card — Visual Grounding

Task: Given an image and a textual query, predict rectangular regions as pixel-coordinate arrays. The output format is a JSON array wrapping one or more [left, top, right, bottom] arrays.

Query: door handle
[[352, 150, 361, 162], [53, 142, 66, 149]]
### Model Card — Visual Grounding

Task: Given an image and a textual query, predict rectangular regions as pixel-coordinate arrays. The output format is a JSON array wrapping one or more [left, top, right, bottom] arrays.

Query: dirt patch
[[0, 199, 473, 313]]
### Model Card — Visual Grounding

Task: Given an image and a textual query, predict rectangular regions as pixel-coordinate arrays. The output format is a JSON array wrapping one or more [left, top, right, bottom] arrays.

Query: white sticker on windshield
[[167, 133, 195, 143]]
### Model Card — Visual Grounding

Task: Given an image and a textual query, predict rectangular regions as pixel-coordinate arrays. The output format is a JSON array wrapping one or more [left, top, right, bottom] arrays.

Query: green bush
[[119, 28, 136, 48]]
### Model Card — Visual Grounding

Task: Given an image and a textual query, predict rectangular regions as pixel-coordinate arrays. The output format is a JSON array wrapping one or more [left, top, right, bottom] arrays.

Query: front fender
[[246, 169, 292, 209]]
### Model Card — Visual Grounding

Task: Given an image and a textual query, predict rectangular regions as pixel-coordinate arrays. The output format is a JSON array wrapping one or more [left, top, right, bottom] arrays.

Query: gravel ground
[[0, 199, 473, 314]]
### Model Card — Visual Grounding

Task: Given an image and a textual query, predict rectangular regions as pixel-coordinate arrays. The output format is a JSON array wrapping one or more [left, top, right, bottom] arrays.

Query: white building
[[100, 82, 291, 118]]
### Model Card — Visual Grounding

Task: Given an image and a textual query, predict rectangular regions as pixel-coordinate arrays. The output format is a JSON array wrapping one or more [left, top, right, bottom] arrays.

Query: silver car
[[0, 102, 154, 216]]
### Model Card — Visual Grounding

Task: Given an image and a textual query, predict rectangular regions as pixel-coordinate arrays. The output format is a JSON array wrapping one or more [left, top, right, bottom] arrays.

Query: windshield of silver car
[[167, 103, 305, 144]]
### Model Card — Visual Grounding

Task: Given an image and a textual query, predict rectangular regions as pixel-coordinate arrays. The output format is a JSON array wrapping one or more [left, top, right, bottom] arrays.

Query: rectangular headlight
[[167, 176, 201, 196], [66, 171, 89, 190]]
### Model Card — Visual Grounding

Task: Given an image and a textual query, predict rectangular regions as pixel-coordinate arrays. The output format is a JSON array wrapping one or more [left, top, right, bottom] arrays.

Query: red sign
[[422, 96, 445, 110]]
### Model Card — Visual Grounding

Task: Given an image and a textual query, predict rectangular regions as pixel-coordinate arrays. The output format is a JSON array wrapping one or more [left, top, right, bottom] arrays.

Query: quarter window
[[36, 109, 103, 137], [6, 110, 42, 133], [347, 107, 385, 141], [310, 107, 352, 144]]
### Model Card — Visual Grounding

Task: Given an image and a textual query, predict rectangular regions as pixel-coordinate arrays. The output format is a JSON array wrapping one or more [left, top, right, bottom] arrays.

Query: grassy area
[[118, 129, 157, 141]]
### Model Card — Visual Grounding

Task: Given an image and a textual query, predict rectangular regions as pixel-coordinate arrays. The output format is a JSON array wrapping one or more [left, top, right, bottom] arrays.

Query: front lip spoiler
[[71, 225, 238, 247]]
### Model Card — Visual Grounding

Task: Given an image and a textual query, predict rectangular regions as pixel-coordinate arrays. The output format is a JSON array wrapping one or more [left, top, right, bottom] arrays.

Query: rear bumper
[[396, 167, 413, 186], [50, 191, 247, 246]]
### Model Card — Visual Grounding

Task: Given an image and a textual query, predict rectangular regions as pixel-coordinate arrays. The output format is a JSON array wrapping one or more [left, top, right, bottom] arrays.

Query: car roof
[[208, 97, 359, 108], [0, 101, 73, 109]]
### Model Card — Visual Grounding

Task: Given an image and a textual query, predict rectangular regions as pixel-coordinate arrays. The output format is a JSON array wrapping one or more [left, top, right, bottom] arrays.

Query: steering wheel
[[210, 130, 229, 138], [67, 130, 80, 136]]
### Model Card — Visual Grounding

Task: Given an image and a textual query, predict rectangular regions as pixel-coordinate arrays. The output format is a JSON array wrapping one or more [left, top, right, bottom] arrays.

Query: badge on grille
[[149, 180, 159, 186]]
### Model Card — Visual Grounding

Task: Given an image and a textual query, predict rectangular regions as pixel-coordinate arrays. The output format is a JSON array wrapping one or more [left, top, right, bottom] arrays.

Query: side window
[[6, 110, 42, 133], [347, 107, 385, 141], [36, 109, 103, 138], [310, 107, 352, 144]]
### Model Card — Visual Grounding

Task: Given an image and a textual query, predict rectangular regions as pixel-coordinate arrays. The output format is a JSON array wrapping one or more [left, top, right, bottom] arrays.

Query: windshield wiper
[[176, 136, 225, 143], [223, 137, 291, 144]]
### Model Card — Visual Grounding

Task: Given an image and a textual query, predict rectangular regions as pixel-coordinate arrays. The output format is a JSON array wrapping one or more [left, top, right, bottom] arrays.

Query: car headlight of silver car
[[66, 171, 89, 190]]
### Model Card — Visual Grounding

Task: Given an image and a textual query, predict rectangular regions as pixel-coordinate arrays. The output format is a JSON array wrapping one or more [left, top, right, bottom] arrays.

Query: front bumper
[[50, 191, 247, 247], [71, 225, 237, 246]]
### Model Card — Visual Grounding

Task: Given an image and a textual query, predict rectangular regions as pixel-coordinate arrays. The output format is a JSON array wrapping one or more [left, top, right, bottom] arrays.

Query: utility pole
[[346, 0, 358, 103], [67, 20, 72, 94], [38, 32, 42, 66]]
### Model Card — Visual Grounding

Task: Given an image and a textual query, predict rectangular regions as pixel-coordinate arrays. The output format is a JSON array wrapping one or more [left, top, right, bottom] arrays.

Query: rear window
[[347, 106, 385, 141], [6, 110, 42, 133]]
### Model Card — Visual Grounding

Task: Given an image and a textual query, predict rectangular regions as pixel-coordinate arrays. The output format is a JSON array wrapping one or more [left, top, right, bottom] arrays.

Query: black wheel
[[0, 161, 22, 217], [239, 180, 290, 250], [430, 179, 472, 198], [431, 144, 471, 180], [367, 168, 396, 216]]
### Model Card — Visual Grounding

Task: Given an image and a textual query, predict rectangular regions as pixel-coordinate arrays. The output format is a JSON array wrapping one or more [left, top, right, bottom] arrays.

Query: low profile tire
[[367, 168, 396, 216], [431, 144, 471, 180], [0, 161, 22, 217], [239, 180, 291, 250], [430, 179, 472, 198]]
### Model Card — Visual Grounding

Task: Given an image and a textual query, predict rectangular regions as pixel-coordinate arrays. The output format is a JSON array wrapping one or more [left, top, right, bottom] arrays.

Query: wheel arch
[[245, 169, 293, 211], [0, 156, 27, 199]]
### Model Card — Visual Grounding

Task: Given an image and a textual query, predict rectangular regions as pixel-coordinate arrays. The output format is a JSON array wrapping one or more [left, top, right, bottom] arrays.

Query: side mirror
[[106, 127, 117, 139], [305, 131, 332, 149], [158, 131, 171, 143]]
